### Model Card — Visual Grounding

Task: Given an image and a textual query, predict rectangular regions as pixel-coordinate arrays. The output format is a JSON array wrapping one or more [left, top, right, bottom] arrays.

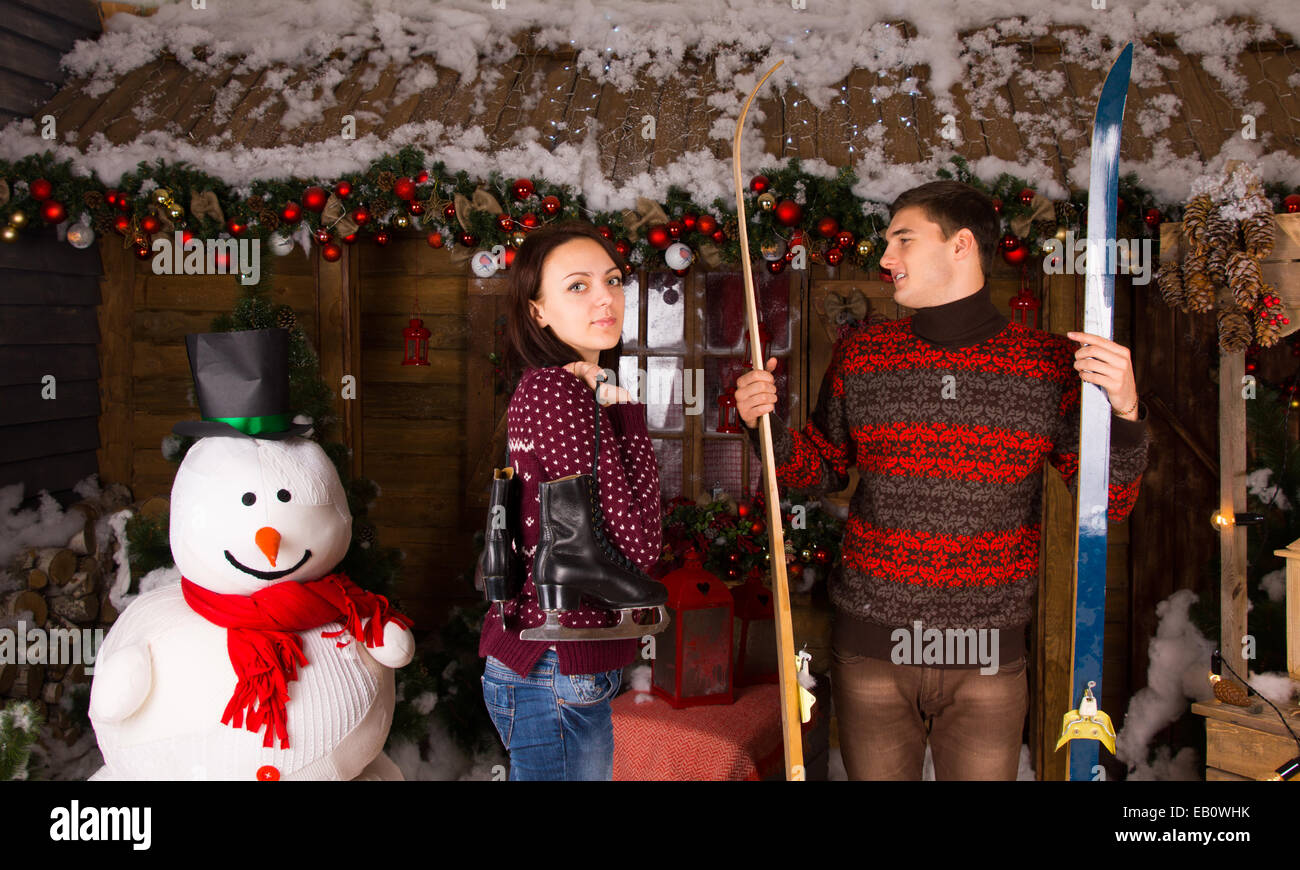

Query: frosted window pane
[[647, 272, 685, 349], [645, 356, 683, 431], [621, 272, 640, 347], [652, 438, 682, 500]]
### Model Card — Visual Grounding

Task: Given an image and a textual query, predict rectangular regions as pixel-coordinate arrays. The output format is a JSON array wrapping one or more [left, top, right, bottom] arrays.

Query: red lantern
[[732, 571, 778, 687], [651, 552, 734, 709], [511, 178, 535, 201], [774, 200, 802, 227], [40, 201, 66, 223], [334, 180, 352, 198], [697, 214, 718, 235], [302, 187, 327, 211], [816, 216, 839, 238], [540, 195, 561, 216], [393, 177, 416, 201], [30, 179, 52, 201], [1010, 268, 1040, 329], [716, 390, 742, 434], [646, 225, 671, 249], [402, 316, 431, 366], [281, 201, 302, 222]]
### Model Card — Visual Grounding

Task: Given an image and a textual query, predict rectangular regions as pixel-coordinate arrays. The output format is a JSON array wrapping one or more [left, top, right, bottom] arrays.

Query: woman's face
[[529, 237, 625, 365]]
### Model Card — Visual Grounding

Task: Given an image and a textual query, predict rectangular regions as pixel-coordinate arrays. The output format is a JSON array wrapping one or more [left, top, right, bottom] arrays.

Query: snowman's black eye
[[241, 492, 256, 506], [277, 489, 291, 502]]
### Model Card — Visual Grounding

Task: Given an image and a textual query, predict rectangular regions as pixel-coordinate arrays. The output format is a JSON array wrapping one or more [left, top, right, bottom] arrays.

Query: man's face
[[879, 205, 963, 309]]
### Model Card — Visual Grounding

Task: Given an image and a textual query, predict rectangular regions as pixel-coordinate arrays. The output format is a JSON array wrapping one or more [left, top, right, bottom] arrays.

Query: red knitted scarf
[[180, 573, 413, 749]]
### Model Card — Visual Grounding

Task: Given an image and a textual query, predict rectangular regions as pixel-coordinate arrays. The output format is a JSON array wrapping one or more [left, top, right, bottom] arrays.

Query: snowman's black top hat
[[172, 328, 312, 440]]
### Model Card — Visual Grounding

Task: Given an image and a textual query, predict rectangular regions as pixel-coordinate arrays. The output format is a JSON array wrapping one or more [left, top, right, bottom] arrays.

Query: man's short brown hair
[[890, 181, 1000, 278]]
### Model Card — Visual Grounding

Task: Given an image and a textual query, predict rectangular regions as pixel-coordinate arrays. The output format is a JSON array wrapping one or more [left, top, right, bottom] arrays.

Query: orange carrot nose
[[255, 526, 281, 567]]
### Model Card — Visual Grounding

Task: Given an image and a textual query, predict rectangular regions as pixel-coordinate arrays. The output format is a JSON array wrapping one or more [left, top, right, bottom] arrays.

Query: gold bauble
[[168, 205, 185, 220], [857, 239, 874, 257], [511, 230, 527, 247], [757, 192, 777, 211], [1, 225, 17, 243], [1054, 225, 1068, 241], [9, 210, 27, 228], [393, 213, 410, 229], [154, 188, 172, 205], [800, 549, 812, 562]]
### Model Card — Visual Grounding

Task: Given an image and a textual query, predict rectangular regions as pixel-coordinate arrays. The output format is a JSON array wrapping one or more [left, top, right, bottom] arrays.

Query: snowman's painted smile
[[224, 549, 313, 580]]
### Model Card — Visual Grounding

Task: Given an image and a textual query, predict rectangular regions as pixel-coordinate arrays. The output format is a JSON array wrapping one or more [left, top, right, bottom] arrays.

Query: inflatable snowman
[[89, 328, 414, 780]]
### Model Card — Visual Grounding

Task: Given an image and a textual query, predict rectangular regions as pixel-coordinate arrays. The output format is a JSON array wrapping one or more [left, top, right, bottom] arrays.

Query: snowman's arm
[[363, 618, 414, 669], [88, 642, 153, 723]]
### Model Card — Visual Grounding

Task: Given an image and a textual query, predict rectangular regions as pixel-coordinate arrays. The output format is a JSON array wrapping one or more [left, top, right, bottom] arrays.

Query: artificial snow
[[387, 717, 507, 781], [0, 483, 92, 567]]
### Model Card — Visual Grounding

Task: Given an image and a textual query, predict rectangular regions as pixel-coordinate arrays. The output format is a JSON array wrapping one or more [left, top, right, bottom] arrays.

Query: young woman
[[478, 221, 664, 781]]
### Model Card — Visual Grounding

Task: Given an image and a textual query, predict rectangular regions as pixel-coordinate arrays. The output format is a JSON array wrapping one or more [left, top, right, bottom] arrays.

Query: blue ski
[[1057, 43, 1133, 782]]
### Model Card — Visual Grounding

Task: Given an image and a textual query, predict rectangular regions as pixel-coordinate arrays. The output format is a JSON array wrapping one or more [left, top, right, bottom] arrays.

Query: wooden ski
[[732, 59, 805, 781]]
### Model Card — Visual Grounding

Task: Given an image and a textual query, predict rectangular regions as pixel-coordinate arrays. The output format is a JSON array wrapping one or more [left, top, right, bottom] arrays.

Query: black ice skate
[[474, 465, 522, 619], [520, 375, 669, 643]]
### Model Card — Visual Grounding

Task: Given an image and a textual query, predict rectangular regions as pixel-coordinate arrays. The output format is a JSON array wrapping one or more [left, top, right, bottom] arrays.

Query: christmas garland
[[5, 147, 1298, 278]]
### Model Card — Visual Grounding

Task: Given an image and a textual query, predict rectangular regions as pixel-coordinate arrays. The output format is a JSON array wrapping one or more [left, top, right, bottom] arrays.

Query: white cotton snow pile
[[626, 663, 654, 704], [1115, 589, 1216, 779], [1246, 469, 1292, 513], [387, 718, 507, 781], [0, 483, 93, 567], [1249, 671, 1300, 708], [1127, 746, 1202, 781], [1260, 568, 1285, 604]]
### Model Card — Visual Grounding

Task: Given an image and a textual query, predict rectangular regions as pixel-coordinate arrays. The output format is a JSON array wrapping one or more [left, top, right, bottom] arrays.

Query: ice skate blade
[[519, 606, 671, 642]]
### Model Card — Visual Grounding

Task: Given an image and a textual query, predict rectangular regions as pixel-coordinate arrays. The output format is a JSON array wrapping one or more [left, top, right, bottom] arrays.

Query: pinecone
[[276, 307, 297, 331], [1054, 201, 1076, 225], [1226, 250, 1263, 307], [1241, 210, 1275, 259], [722, 218, 739, 240], [93, 214, 114, 236], [260, 212, 280, 233], [246, 195, 264, 211], [1204, 214, 1237, 276], [1182, 194, 1212, 254], [376, 171, 396, 192], [1213, 679, 1251, 707], [1218, 305, 1254, 353], [1156, 260, 1185, 308], [1255, 287, 1284, 347], [1182, 253, 1217, 313], [83, 190, 105, 209]]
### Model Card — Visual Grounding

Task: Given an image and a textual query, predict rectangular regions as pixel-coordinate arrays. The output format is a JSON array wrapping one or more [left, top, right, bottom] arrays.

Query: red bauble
[[1000, 232, 1019, 250], [511, 178, 535, 201], [750, 521, 764, 534], [767, 259, 786, 274], [140, 214, 161, 234], [1284, 194, 1300, 213], [1001, 241, 1028, 265], [597, 225, 613, 239], [1018, 188, 1035, 206], [697, 214, 718, 235], [783, 250, 795, 263], [415, 170, 429, 184], [711, 228, 726, 243], [302, 187, 328, 211], [426, 232, 444, 248], [880, 268, 894, 283], [341, 232, 357, 245], [614, 239, 632, 257], [520, 212, 539, 229], [375, 229, 391, 246], [774, 200, 802, 227], [788, 562, 803, 578], [352, 207, 370, 225], [227, 219, 245, 236], [825, 246, 844, 266], [181, 230, 194, 245], [133, 243, 151, 260], [737, 503, 749, 518], [1143, 207, 1162, 227], [407, 200, 425, 216], [281, 201, 302, 222], [457, 231, 477, 247], [105, 190, 120, 207], [666, 219, 684, 239], [30, 179, 53, 201], [816, 216, 839, 238], [647, 225, 671, 249], [393, 177, 416, 201], [496, 213, 515, 232], [682, 213, 698, 231], [750, 175, 770, 193], [314, 227, 332, 244], [320, 242, 342, 262], [991, 198, 1002, 214], [540, 195, 561, 216], [40, 200, 66, 223], [835, 230, 854, 249], [113, 214, 130, 233], [443, 203, 458, 221], [672, 267, 689, 277], [334, 180, 352, 198]]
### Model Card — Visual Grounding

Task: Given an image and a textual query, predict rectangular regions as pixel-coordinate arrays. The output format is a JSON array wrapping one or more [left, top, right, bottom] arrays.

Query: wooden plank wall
[[0, 0, 100, 128], [0, 232, 103, 501], [355, 241, 473, 628], [126, 243, 317, 499]]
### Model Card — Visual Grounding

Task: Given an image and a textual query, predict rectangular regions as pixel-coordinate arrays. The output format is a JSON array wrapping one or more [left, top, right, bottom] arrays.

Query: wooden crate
[[1192, 700, 1300, 781]]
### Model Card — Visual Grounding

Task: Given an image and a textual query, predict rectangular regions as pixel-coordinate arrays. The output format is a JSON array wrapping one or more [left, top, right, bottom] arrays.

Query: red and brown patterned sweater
[[748, 285, 1150, 665], [478, 366, 663, 677]]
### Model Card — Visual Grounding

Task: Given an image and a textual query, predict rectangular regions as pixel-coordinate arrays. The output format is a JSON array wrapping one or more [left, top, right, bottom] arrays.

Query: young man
[[735, 180, 1150, 780]]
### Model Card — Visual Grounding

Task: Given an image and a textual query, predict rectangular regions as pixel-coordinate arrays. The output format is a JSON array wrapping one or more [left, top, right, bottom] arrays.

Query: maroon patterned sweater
[[748, 285, 1150, 666], [478, 366, 663, 677]]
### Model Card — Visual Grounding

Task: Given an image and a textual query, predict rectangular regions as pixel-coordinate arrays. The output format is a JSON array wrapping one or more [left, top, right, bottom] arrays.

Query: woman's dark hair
[[890, 180, 1000, 278], [503, 220, 629, 390]]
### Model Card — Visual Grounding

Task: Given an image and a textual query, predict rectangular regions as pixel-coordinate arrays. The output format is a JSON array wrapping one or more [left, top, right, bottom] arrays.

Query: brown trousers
[[831, 649, 1028, 780]]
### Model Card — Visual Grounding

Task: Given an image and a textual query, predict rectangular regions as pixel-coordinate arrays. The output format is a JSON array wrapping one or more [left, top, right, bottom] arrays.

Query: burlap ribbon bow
[[322, 193, 358, 237], [450, 187, 505, 266], [1010, 193, 1056, 238], [190, 190, 225, 224], [620, 197, 669, 242], [817, 287, 870, 339]]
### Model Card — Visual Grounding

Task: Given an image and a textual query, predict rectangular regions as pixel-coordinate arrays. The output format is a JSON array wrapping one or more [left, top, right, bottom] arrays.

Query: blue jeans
[[481, 651, 622, 781]]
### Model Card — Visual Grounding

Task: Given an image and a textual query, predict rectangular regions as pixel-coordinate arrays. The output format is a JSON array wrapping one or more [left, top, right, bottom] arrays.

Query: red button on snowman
[[89, 329, 414, 780]]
